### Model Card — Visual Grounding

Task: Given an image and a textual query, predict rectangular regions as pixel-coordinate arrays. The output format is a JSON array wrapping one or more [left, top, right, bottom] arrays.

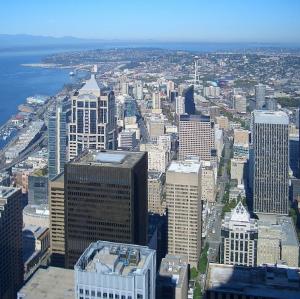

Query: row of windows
[[79, 289, 143, 299]]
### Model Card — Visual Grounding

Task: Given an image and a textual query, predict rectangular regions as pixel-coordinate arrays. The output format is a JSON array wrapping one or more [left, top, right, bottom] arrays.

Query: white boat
[[69, 71, 75, 76]]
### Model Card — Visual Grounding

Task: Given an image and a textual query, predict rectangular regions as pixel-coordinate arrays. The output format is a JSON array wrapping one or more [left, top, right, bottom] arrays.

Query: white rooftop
[[253, 110, 289, 125], [79, 74, 100, 96], [167, 160, 201, 174]]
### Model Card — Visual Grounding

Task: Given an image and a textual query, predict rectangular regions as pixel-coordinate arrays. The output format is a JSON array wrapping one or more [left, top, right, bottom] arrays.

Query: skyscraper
[[183, 85, 195, 115], [255, 84, 266, 109], [0, 186, 23, 299], [68, 75, 117, 160], [64, 150, 148, 268], [251, 111, 289, 215], [49, 172, 65, 267], [179, 114, 215, 161], [166, 160, 201, 267], [48, 101, 67, 179], [220, 202, 258, 266]]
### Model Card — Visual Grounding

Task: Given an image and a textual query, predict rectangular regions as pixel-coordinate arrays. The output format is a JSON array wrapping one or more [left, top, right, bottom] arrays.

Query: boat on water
[[69, 71, 75, 76]]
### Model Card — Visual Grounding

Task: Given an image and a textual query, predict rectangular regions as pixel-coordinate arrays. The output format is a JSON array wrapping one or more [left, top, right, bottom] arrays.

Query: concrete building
[[231, 157, 247, 185], [255, 83, 266, 109], [215, 116, 229, 130], [201, 161, 217, 203], [147, 116, 165, 140], [157, 255, 188, 299], [234, 129, 249, 145], [23, 204, 49, 227], [233, 94, 247, 113], [152, 91, 161, 109], [175, 96, 185, 116], [257, 215, 299, 267], [17, 267, 75, 299], [75, 241, 156, 299], [166, 160, 202, 267], [0, 186, 23, 299], [49, 172, 65, 267], [68, 75, 117, 160], [220, 202, 258, 266], [140, 142, 169, 173], [205, 263, 300, 299], [214, 127, 224, 161], [251, 111, 289, 215], [64, 150, 148, 268], [203, 86, 220, 98], [148, 171, 164, 215], [179, 114, 216, 162], [118, 130, 137, 150]]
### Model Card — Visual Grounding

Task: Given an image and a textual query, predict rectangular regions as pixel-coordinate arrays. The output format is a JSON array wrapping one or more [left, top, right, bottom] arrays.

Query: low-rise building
[[157, 255, 188, 299], [205, 263, 300, 299], [257, 215, 299, 267], [75, 241, 156, 299]]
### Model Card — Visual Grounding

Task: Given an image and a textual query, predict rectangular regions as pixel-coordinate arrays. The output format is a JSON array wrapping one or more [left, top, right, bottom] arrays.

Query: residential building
[[152, 91, 161, 109], [68, 75, 117, 160], [49, 172, 65, 267], [166, 160, 201, 267], [257, 215, 299, 267], [251, 111, 289, 215], [64, 150, 148, 268], [204, 263, 300, 299], [175, 96, 185, 116], [215, 116, 229, 130], [75, 241, 156, 299], [220, 202, 258, 266], [179, 114, 215, 162], [0, 186, 23, 299], [157, 255, 188, 299]]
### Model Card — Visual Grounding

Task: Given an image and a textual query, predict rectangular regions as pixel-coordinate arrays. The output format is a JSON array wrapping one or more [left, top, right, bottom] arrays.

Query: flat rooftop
[[148, 171, 163, 180], [253, 110, 289, 125], [258, 215, 299, 247], [75, 241, 155, 277], [180, 114, 211, 122], [70, 150, 146, 169], [167, 160, 201, 174], [159, 255, 188, 288], [17, 267, 74, 299], [0, 186, 20, 199], [206, 263, 300, 299]]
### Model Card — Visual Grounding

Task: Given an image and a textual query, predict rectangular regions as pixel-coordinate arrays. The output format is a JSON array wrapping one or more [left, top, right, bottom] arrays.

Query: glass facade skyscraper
[[48, 102, 67, 180]]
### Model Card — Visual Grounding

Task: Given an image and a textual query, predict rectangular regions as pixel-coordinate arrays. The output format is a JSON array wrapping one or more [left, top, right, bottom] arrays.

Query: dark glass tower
[[183, 85, 195, 115], [64, 150, 148, 268]]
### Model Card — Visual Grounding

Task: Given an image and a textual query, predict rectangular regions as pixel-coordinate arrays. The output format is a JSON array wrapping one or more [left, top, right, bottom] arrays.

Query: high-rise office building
[[64, 150, 148, 268], [49, 172, 65, 267], [68, 75, 117, 160], [148, 171, 164, 214], [179, 114, 215, 162], [220, 202, 258, 266], [175, 96, 185, 116], [48, 101, 67, 180], [75, 241, 156, 299], [255, 84, 266, 109], [233, 94, 247, 113], [0, 186, 23, 299], [152, 92, 161, 110], [183, 85, 195, 115], [251, 111, 289, 215], [166, 160, 201, 267]]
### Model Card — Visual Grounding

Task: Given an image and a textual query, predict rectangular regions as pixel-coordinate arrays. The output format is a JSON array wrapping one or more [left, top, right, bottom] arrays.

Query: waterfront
[[0, 49, 76, 127]]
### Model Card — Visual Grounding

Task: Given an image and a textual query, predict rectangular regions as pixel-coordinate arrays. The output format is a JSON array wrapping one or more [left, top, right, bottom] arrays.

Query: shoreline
[[21, 63, 70, 69]]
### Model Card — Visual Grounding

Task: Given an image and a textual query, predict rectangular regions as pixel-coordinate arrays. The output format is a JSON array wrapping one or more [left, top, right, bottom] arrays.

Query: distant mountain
[[0, 34, 106, 49]]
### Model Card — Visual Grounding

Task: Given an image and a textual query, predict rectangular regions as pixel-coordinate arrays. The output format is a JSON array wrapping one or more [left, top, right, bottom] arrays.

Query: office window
[[86, 290, 90, 295], [80, 289, 83, 294]]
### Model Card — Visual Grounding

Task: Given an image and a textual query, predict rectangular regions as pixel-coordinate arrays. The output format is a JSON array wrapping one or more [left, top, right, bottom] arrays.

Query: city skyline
[[1, 0, 300, 43]]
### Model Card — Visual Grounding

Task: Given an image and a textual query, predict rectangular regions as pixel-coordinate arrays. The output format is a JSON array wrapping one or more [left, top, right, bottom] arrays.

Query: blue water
[[0, 49, 77, 126]]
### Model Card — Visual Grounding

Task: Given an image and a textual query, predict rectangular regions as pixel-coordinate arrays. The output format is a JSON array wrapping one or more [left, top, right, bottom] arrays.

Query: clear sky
[[1, 0, 300, 43]]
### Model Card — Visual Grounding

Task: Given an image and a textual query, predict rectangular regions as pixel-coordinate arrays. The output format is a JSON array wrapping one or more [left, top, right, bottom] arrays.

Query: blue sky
[[1, 0, 300, 43]]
